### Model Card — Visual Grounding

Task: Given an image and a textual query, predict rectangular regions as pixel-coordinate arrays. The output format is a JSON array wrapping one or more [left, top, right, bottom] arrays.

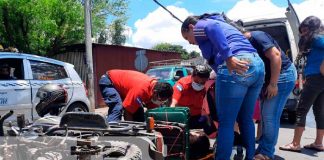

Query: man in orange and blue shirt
[[99, 70, 173, 122], [171, 65, 212, 129]]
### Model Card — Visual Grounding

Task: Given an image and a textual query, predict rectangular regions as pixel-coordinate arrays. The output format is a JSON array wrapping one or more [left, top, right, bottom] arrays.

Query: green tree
[[97, 30, 108, 44], [0, 0, 128, 56], [189, 50, 200, 58], [109, 18, 127, 45], [152, 43, 191, 60], [93, 0, 128, 45]]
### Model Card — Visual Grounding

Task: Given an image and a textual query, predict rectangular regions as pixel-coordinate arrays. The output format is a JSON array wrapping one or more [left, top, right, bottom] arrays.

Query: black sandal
[[304, 143, 324, 152]]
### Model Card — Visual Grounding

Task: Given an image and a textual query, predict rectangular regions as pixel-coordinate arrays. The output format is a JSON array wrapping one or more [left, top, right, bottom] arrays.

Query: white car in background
[[0, 52, 90, 121]]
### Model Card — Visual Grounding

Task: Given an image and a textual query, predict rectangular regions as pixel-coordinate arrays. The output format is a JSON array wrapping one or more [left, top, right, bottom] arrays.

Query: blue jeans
[[215, 53, 265, 160], [257, 64, 297, 158], [189, 115, 217, 135], [99, 74, 123, 122], [99, 74, 146, 122]]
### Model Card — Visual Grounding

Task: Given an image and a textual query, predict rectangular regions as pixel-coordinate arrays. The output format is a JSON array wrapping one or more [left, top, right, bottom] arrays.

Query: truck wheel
[[67, 103, 88, 112], [288, 111, 296, 124], [103, 141, 142, 160]]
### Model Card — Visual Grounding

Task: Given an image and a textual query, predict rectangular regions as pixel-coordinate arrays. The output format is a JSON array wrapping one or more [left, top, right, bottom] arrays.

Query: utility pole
[[84, 0, 95, 112]]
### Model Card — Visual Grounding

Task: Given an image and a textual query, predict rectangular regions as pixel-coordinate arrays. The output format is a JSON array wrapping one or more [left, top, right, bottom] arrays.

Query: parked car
[[0, 52, 90, 121], [146, 66, 193, 86], [237, 1, 301, 123]]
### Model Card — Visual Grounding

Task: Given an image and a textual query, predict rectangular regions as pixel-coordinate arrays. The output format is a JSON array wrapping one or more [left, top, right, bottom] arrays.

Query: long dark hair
[[298, 16, 324, 55], [189, 131, 210, 159], [181, 12, 246, 34], [181, 13, 221, 32]]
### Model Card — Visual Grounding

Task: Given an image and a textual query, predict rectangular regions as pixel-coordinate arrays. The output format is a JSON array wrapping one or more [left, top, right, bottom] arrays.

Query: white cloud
[[124, 42, 134, 47], [129, 0, 324, 53], [291, 0, 324, 21], [173, 1, 183, 6], [226, 0, 285, 21], [123, 26, 133, 39], [226, 0, 324, 22], [131, 6, 200, 52], [123, 25, 133, 44]]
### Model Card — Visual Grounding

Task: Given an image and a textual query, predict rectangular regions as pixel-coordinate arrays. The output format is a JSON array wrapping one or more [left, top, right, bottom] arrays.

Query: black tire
[[288, 111, 297, 124], [103, 141, 142, 160], [66, 103, 88, 112]]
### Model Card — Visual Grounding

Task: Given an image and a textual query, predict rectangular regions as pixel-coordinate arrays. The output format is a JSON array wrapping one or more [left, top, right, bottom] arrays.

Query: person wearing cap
[[99, 69, 173, 122], [0, 63, 16, 80], [170, 65, 213, 130], [181, 13, 265, 160]]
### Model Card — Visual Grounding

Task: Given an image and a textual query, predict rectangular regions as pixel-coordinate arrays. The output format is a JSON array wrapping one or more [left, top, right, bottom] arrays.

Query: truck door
[[286, 0, 300, 52]]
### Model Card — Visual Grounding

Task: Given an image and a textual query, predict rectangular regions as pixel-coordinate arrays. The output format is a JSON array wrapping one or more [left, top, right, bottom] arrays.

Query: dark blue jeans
[[215, 53, 265, 160], [189, 115, 217, 135], [257, 64, 297, 159], [99, 74, 123, 122], [99, 74, 146, 122]]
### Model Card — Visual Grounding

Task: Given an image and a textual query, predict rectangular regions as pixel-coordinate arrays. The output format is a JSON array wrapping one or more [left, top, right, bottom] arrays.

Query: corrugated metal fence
[[51, 44, 182, 108]]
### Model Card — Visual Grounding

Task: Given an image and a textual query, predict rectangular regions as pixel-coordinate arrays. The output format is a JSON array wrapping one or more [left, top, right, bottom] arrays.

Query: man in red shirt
[[170, 65, 211, 129], [99, 70, 173, 122]]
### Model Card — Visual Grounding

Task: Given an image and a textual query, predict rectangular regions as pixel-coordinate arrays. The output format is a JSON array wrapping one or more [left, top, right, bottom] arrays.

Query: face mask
[[191, 81, 204, 91]]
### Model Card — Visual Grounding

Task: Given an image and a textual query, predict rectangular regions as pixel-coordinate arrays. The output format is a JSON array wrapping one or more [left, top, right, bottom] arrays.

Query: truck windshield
[[146, 68, 172, 80]]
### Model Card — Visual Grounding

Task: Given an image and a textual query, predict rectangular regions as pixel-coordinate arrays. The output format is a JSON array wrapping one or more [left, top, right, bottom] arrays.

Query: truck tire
[[103, 141, 142, 160], [66, 103, 88, 112]]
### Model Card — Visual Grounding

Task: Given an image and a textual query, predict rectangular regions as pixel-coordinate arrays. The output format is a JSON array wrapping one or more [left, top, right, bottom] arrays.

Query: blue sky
[[125, 0, 323, 51], [128, 0, 303, 29]]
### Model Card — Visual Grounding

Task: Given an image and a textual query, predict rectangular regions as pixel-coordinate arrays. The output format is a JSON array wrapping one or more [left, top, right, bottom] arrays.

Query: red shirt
[[172, 76, 206, 116], [108, 70, 158, 114]]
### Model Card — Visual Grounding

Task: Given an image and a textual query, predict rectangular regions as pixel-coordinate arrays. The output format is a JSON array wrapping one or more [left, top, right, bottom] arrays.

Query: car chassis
[[0, 111, 188, 160]]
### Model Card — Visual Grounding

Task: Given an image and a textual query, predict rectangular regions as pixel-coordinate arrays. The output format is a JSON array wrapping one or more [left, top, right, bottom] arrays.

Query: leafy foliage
[[189, 50, 200, 59], [152, 43, 200, 60], [0, 0, 128, 55], [92, 0, 128, 45], [109, 18, 127, 45]]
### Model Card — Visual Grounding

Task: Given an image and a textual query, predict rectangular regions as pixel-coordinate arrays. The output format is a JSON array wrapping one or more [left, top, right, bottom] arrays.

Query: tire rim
[[72, 107, 86, 112]]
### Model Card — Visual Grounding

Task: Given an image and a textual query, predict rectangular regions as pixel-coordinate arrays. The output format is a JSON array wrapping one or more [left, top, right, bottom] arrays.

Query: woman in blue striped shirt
[[181, 13, 265, 160]]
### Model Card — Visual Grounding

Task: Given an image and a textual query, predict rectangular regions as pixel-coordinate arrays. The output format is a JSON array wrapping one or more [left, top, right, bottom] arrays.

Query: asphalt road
[[95, 108, 324, 160], [274, 112, 323, 160]]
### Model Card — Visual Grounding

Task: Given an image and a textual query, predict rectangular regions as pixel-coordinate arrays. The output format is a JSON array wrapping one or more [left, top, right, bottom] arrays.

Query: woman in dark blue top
[[280, 16, 324, 153], [181, 13, 265, 160], [241, 30, 297, 160]]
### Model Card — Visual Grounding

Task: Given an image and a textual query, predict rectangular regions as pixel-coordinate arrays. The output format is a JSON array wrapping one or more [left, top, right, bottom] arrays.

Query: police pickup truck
[[145, 59, 196, 86]]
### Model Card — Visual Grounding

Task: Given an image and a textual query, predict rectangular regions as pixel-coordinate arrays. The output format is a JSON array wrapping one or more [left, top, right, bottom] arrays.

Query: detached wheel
[[288, 111, 296, 124], [67, 103, 88, 112]]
